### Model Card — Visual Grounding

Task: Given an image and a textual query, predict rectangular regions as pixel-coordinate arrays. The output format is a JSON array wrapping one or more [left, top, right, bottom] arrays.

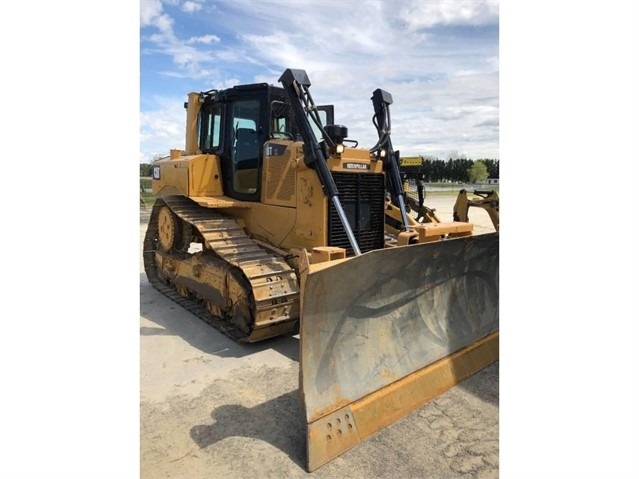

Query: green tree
[[467, 160, 489, 183], [479, 159, 499, 179], [140, 163, 153, 177], [432, 159, 446, 181]]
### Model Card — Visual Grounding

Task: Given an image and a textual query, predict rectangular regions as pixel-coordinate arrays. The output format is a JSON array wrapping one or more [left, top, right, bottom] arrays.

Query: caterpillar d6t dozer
[[144, 68, 499, 471]]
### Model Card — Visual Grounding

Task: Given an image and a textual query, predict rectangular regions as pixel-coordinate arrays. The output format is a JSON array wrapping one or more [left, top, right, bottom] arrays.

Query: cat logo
[[344, 162, 369, 170]]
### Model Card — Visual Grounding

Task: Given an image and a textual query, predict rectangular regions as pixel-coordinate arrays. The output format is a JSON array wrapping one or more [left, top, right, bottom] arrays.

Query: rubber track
[[143, 196, 300, 342]]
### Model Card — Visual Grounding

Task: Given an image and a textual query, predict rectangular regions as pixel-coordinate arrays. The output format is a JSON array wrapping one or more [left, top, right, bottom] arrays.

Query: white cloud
[[187, 34, 221, 44], [140, 0, 163, 26], [182, 1, 203, 14], [398, 0, 499, 30], [140, 96, 187, 160], [140, 0, 174, 36]]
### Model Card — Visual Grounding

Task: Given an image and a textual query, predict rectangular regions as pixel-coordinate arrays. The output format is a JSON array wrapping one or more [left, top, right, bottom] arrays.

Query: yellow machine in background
[[454, 188, 500, 232], [144, 68, 499, 471]]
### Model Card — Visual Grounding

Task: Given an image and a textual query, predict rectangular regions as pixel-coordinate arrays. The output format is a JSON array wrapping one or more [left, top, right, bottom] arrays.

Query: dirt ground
[[140, 195, 499, 479]]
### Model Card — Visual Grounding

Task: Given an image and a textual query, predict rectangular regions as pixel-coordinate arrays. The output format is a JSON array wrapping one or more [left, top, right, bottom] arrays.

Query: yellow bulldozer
[[143, 68, 499, 471]]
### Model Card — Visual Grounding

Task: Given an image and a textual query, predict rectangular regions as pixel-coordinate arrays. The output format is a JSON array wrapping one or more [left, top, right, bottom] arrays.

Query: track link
[[143, 196, 300, 342]]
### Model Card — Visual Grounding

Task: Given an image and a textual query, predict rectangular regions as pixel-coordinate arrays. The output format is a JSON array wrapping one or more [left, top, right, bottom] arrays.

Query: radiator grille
[[328, 172, 385, 255]]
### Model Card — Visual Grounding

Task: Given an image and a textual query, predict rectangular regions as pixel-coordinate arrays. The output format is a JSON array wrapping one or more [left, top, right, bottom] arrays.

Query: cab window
[[200, 104, 221, 152]]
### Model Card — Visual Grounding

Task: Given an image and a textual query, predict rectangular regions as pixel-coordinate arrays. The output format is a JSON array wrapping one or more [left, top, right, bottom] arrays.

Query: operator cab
[[196, 83, 333, 202]]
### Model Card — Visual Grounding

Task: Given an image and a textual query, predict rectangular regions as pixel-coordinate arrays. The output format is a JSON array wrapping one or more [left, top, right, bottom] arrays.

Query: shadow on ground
[[457, 360, 499, 407], [190, 390, 306, 469], [140, 274, 300, 362]]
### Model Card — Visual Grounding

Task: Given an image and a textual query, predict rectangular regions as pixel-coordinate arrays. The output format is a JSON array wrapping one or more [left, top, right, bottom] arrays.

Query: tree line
[[400, 158, 499, 184], [409, 158, 498, 183]]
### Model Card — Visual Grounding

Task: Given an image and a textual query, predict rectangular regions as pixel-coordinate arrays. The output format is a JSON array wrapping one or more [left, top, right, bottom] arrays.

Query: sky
[[140, 0, 499, 163]]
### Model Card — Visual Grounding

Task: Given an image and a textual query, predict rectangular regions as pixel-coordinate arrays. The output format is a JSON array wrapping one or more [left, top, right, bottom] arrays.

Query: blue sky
[[140, 0, 499, 163]]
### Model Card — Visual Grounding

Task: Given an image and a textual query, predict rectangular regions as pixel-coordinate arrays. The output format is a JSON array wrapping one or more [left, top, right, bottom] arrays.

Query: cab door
[[221, 91, 268, 201]]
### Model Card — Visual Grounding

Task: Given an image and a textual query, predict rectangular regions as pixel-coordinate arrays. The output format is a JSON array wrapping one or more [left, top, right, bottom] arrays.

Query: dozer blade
[[299, 233, 499, 471]]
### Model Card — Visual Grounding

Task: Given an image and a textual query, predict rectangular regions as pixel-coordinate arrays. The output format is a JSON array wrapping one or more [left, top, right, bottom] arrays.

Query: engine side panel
[[152, 154, 224, 198]]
